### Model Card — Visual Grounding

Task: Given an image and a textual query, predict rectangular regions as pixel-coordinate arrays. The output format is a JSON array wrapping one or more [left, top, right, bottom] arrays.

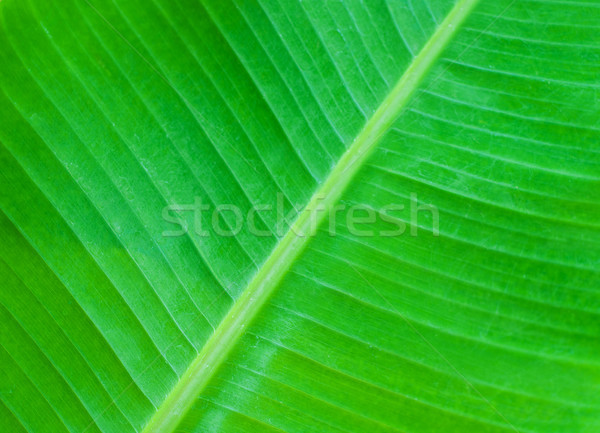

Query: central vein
[[142, 0, 479, 431]]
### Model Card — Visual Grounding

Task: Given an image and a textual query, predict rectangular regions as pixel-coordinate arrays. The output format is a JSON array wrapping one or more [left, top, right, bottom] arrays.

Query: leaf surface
[[0, 0, 599, 433]]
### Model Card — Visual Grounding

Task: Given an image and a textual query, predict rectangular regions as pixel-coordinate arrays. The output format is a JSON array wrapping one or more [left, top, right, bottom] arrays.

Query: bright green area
[[1, 0, 599, 433]]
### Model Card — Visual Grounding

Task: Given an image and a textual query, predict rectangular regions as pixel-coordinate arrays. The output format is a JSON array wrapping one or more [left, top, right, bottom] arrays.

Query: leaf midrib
[[142, 1, 479, 431]]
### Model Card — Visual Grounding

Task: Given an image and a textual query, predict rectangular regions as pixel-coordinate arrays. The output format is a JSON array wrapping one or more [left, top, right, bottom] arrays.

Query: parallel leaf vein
[[141, 0, 480, 431]]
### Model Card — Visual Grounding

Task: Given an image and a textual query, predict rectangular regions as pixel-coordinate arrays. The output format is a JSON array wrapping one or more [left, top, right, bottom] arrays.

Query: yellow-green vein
[[142, 0, 480, 431]]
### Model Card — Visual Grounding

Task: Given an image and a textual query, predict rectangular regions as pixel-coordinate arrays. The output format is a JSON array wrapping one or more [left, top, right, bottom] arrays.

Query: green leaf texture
[[0, 0, 599, 432]]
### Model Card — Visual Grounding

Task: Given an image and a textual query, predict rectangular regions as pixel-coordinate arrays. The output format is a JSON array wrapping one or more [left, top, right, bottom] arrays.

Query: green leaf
[[1, 0, 598, 433]]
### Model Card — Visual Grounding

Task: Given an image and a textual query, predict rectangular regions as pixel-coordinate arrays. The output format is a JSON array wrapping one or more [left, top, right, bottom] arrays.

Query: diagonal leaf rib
[[142, 1, 479, 432]]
